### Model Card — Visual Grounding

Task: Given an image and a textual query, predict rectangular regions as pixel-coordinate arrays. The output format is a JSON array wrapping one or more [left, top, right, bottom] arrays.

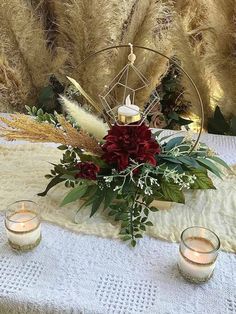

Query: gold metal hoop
[[78, 44, 204, 151]]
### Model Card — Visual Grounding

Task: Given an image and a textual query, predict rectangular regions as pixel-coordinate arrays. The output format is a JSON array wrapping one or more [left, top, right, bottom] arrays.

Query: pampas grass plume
[[60, 96, 108, 141]]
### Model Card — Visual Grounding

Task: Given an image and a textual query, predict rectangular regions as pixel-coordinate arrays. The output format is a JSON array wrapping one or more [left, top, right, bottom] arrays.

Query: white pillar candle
[[5, 201, 41, 251], [117, 95, 141, 124], [178, 227, 220, 283]]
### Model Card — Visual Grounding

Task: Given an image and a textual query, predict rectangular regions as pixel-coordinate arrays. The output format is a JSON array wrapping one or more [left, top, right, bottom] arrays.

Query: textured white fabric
[[0, 131, 236, 251], [0, 214, 235, 314]]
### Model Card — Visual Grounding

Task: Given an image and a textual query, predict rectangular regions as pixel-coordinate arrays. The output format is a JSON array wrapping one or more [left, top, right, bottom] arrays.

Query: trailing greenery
[[40, 127, 229, 246]]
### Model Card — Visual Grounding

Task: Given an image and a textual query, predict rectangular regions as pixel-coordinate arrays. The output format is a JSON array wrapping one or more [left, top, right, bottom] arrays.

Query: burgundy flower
[[102, 123, 161, 171], [75, 162, 100, 180]]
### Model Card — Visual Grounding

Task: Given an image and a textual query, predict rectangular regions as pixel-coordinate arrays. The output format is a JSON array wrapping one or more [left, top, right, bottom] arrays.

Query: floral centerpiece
[[0, 45, 230, 246], [0, 95, 229, 246]]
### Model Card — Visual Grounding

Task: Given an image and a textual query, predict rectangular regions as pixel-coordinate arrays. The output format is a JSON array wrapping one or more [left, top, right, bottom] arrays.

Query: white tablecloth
[[0, 215, 235, 314], [0, 124, 236, 314]]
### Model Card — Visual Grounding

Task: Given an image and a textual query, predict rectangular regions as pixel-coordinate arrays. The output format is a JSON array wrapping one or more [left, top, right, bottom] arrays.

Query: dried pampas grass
[[52, 0, 173, 108], [0, 55, 29, 112], [201, 0, 236, 117], [131, 0, 173, 107], [0, 0, 66, 111], [172, 2, 212, 122], [0, 114, 103, 156], [61, 96, 108, 141]]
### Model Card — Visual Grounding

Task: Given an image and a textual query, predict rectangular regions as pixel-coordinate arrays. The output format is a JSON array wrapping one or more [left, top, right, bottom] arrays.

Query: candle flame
[[125, 94, 131, 107]]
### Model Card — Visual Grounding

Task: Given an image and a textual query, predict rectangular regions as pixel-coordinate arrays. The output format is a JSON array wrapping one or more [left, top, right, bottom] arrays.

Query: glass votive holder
[[5, 200, 41, 251], [178, 226, 220, 283]]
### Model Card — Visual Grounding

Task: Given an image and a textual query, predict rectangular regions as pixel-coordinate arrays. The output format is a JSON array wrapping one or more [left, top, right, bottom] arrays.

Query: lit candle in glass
[[5, 200, 41, 251], [118, 94, 141, 124], [178, 226, 220, 283]]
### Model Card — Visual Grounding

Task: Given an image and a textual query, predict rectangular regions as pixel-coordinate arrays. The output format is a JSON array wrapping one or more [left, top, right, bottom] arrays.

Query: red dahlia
[[102, 123, 161, 171], [75, 162, 100, 180]]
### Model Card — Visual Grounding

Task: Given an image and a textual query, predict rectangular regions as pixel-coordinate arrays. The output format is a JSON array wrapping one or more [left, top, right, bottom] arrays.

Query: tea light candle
[[118, 94, 141, 124], [5, 200, 41, 251], [178, 226, 220, 283]]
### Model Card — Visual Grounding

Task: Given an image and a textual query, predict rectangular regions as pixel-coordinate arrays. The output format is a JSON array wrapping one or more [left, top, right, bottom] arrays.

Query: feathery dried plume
[[0, 0, 66, 110], [28, 0, 57, 50], [0, 55, 29, 112], [0, 114, 103, 156], [61, 95, 108, 141], [52, 0, 174, 108], [131, 0, 173, 107], [171, 3, 212, 122], [52, 0, 85, 79], [201, 0, 236, 117]]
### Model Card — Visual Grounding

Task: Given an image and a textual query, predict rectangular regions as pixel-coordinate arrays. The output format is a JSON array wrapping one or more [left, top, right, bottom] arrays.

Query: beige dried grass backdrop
[[0, 0, 236, 118]]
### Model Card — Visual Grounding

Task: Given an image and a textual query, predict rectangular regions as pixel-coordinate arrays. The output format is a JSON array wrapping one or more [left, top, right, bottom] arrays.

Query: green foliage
[[189, 169, 215, 190], [196, 158, 223, 179], [26, 105, 58, 125], [108, 193, 157, 247], [39, 130, 229, 247], [38, 175, 66, 197], [26, 76, 65, 114], [60, 182, 88, 206], [79, 154, 108, 168], [160, 180, 185, 203], [38, 86, 55, 109], [147, 63, 192, 129], [208, 106, 236, 136]]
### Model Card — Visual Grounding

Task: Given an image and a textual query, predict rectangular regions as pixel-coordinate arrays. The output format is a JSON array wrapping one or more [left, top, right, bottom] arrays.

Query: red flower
[[102, 123, 161, 171], [75, 162, 100, 180]]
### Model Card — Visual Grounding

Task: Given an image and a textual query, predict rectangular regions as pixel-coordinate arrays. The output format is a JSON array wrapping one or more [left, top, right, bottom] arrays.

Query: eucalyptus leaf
[[207, 156, 232, 171], [158, 156, 183, 164], [165, 136, 184, 151], [60, 183, 88, 206], [196, 158, 222, 179], [90, 192, 104, 217], [177, 156, 202, 168], [104, 188, 117, 209], [82, 185, 98, 199], [38, 175, 65, 197]]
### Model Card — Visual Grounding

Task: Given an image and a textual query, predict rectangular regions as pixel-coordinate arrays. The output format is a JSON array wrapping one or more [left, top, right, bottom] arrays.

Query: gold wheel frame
[[78, 44, 204, 151]]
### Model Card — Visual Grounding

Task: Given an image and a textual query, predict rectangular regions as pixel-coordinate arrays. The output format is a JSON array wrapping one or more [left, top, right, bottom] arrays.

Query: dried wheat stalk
[[0, 114, 103, 156]]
